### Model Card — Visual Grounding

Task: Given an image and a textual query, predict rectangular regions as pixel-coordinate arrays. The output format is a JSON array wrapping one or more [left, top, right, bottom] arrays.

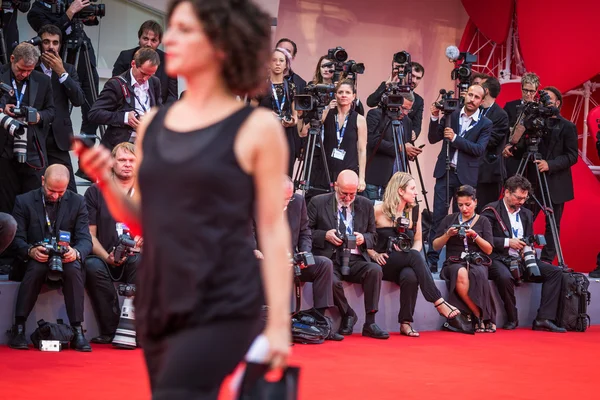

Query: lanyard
[[481, 106, 491, 118], [271, 82, 287, 116], [335, 113, 349, 148], [41, 195, 55, 236], [12, 79, 26, 108], [132, 85, 149, 114], [458, 214, 476, 248], [510, 211, 521, 238], [338, 209, 353, 235]]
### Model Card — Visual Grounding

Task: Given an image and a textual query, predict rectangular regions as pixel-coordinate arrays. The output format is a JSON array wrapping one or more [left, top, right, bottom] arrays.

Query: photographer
[[502, 86, 578, 263], [0, 42, 54, 215], [28, 0, 101, 136], [37, 24, 85, 193], [481, 175, 565, 332], [112, 20, 178, 105], [426, 84, 492, 270], [366, 60, 425, 138], [276, 38, 306, 95], [0, 1, 31, 63], [364, 91, 419, 201], [307, 170, 389, 339], [88, 47, 161, 151], [432, 185, 495, 333], [7, 164, 93, 350], [84, 142, 140, 344], [369, 172, 463, 336]]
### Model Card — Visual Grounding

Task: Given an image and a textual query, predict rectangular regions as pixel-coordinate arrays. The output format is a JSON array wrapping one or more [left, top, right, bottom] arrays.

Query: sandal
[[484, 321, 496, 333], [435, 300, 461, 320], [400, 322, 420, 337], [474, 318, 485, 333]]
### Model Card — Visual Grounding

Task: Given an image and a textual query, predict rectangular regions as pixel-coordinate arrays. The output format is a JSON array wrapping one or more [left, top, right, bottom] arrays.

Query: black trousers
[[427, 171, 462, 265], [332, 254, 382, 315], [0, 157, 43, 214], [527, 201, 564, 263], [0, 212, 17, 254], [45, 133, 76, 193], [84, 254, 138, 336], [476, 182, 502, 213], [489, 258, 563, 322], [15, 259, 85, 323], [382, 249, 442, 323], [142, 318, 259, 400], [299, 255, 335, 309]]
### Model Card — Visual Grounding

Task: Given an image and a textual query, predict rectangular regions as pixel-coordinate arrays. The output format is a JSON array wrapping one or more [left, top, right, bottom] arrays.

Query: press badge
[[116, 222, 129, 236], [332, 148, 346, 160]]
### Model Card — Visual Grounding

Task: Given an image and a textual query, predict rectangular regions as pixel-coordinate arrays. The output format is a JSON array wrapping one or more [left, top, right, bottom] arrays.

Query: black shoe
[[503, 320, 518, 330], [8, 324, 28, 350], [532, 319, 566, 333], [90, 334, 114, 344], [326, 332, 344, 341], [362, 323, 389, 339], [589, 266, 600, 278], [70, 326, 92, 352], [339, 313, 357, 336]]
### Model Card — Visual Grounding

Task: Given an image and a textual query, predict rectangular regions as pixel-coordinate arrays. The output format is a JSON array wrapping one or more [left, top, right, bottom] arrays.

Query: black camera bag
[[557, 272, 591, 332], [30, 319, 74, 350], [291, 278, 332, 344]]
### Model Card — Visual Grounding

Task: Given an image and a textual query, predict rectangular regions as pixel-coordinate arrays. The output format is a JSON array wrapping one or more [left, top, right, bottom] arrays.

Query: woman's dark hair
[[335, 79, 356, 94], [312, 55, 332, 84], [38, 24, 62, 43], [455, 185, 477, 200], [138, 20, 163, 41], [504, 175, 533, 193], [167, 0, 272, 97]]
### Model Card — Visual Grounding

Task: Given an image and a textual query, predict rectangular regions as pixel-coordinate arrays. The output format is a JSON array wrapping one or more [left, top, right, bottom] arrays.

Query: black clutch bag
[[237, 362, 300, 400]]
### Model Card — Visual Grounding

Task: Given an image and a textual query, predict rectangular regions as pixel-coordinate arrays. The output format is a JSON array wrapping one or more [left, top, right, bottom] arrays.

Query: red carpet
[[2, 327, 600, 400]]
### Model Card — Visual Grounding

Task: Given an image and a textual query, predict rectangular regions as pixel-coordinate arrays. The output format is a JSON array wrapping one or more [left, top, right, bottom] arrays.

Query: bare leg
[[455, 267, 481, 318]]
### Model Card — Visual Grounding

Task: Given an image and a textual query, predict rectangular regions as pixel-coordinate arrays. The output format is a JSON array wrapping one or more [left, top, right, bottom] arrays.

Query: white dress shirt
[[450, 106, 481, 168], [502, 199, 524, 257]]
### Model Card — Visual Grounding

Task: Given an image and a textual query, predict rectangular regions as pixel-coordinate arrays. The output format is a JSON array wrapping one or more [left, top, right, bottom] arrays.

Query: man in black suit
[[366, 60, 425, 139], [475, 76, 509, 211], [426, 84, 492, 270], [37, 24, 85, 193], [364, 92, 420, 201], [89, 48, 162, 151], [0, 42, 55, 215], [0, 0, 31, 63], [308, 169, 389, 339], [481, 175, 565, 332], [7, 164, 94, 350], [503, 86, 578, 263], [28, 0, 101, 136], [112, 20, 178, 105]]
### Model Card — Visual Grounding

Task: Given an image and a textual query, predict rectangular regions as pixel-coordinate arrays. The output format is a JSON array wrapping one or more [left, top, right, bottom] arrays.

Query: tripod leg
[[537, 167, 566, 267], [81, 43, 105, 137], [317, 131, 333, 191], [412, 157, 431, 214], [0, 29, 7, 65]]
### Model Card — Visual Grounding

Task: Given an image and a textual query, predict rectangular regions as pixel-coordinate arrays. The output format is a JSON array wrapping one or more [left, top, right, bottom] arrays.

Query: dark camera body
[[113, 232, 136, 262], [37, 230, 71, 281], [518, 90, 560, 139], [435, 89, 459, 115], [12, 106, 37, 124], [503, 234, 546, 285], [380, 85, 411, 119], [337, 232, 357, 276], [292, 252, 315, 277], [295, 83, 336, 113], [326, 46, 365, 81], [450, 52, 476, 93], [117, 283, 136, 297], [387, 216, 412, 253], [450, 223, 469, 239], [461, 251, 483, 265]]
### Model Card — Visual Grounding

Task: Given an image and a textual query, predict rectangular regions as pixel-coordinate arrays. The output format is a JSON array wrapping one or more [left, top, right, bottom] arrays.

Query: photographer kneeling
[[84, 143, 140, 344], [432, 185, 496, 333], [481, 175, 565, 332]]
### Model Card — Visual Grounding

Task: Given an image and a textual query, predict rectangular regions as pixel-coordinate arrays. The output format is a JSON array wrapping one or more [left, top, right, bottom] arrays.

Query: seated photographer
[[84, 143, 140, 344], [255, 48, 298, 176], [368, 172, 463, 337], [0, 42, 55, 215], [88, 48, 162, 151], [308, 169, 389, 339], [481, 175, 565, 332], [283, 176, 343, 341], [432, 185, 496, 333], [8, 164, 93, 351], [364, 92, 420, 202]]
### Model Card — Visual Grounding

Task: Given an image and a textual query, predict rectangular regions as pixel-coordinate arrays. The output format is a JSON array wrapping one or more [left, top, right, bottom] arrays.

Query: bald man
[[8, 164, 93, 351], [308, 170, 389, 339], [426, 84, 493, 272]]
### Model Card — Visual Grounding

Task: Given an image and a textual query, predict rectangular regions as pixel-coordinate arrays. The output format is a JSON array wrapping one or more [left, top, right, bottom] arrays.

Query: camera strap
[[114, 76, 133, 108], [41, 194, 56, 237], [11, 79, 27, 108], [335, 113, 349, 148], [482, 206, 509, 237]]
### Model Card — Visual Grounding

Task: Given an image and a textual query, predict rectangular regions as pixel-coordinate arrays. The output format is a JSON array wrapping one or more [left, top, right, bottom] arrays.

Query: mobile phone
[[72, 133, 97, 149]]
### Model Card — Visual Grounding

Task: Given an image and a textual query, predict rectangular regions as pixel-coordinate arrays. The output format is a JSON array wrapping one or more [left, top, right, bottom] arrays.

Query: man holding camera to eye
[[88, 47, 161, 151], [0, 42, 54, 215], [36, 24, 84, 193], [83, 142, 140, 344], [8, 164, 93, 350], [481, 175, 565, 332], [308, 169, 389, 339]]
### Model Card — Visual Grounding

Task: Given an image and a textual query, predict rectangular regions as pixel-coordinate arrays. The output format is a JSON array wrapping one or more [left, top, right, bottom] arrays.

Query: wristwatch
[[74, 248, 81, 262]]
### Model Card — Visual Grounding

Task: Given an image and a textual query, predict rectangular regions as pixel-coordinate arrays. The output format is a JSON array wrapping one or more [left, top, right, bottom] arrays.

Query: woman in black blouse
[[432, 185, 496, 333]]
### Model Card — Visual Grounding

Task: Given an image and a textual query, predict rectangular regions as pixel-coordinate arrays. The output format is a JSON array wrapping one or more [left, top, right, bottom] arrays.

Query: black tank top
[[374, 205, 420, 254], [323, 109, 359, 180], [137, 105, 263, 338]]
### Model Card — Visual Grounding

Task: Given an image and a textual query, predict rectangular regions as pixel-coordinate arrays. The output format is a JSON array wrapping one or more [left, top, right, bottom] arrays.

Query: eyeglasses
[[401, 105, 413, 114], [338, 191, 356, 199], [510, 192, 529, 201], [522, 89, 536, 95]]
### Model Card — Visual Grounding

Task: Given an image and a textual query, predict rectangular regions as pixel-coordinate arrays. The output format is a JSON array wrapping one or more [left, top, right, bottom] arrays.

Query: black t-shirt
[[84, 183, 119, 251]]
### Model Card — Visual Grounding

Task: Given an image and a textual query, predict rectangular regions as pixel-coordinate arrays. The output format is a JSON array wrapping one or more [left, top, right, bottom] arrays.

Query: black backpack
[[30, 319, 74, 350], [290, 278, 332, 344], [557, 272, 591, 332]]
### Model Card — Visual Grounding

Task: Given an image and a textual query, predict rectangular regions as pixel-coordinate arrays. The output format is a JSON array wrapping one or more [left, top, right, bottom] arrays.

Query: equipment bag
[[291, 308, 332, 344], [30, 319, 74, 350], [557, 272, 591, 332]]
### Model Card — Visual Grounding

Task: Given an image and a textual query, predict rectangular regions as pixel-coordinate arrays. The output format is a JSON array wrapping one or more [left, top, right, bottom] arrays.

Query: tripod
[[442, 112, 453, 209], [293, 107, 333, 196], [515, 139, 567, 268]]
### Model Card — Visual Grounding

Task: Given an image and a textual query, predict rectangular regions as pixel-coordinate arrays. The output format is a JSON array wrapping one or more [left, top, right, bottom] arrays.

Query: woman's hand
[[358, 178, 366, 192], [329, 99, 337, 109], [465, 228, 478, 239], [72, 141, 113, 183], [263, 322, 291, 370], [445, 226, 459, 237], [371, 251, 388, 266]]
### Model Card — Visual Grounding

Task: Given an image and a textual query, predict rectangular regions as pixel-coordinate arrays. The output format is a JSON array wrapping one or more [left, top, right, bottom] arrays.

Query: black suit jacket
[[365, 82, 424, 136], [112, 47, 178, 104], [0, 65, 55, 168], [478, 102, 510, 183], [287, 71, 306, 96], [1, 1, 30, 59], [307, 193, 376, 262], [36, 63, 85, 151], [286, 193, 312, 253], [11, 188, 92, 261], [88, 70, 162, 149], [481, 199, 533, 260], [365, 108, 413, 186], [427, 109, 492, 187], [503, 99, 522, 129]]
